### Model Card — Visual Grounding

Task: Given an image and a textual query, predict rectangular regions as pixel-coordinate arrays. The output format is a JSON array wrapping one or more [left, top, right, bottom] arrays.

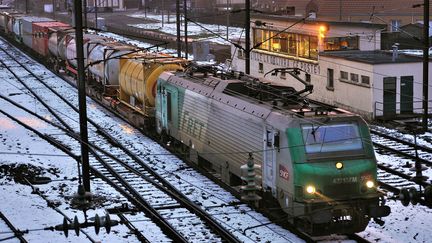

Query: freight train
[[0, 12, 390, 236]]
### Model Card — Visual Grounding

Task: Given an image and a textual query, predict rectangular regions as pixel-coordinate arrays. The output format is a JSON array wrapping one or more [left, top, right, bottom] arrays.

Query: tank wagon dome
[[119, 52, 186, 108]]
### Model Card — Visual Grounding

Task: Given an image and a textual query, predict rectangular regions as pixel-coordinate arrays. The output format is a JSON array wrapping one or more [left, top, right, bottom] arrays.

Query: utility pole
[[74, 0, 91, 193], [183, 0, 188, 59], [161, 0, 164, 27], [144, 0, 147, 18], [227, 0, 230, 40], [95, 0, 98, 30], [423, 0, 430, 131], [83, 0, 87, 28], [52, 0, 55, 19], [245, 0, 250, 74], [176, 0, 181, 57]]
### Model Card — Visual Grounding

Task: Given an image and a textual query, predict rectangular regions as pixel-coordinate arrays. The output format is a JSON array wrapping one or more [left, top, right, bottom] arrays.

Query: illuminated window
[[298, 35, 310, 58], [253, 28, 318, 60], [324, 36, 359, 51], [254, 29, 270, 51]]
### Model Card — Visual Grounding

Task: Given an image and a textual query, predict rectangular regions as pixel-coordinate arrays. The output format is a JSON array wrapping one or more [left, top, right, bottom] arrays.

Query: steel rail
[[377, 163, 432, 188], [371, 128, 432, 154], [0, 45, 242, 243], [115, 212, 150, 243], [371, 129, 432, 167], [0, 50, 73, 132], [0, 110, 97, 243], [0, 211, 28, 243], [0, 82, 240, 242], [0, 107, 189, 242]]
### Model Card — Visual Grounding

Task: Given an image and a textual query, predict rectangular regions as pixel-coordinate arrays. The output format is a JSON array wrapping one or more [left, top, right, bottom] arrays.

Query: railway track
[[368, 128, 432, 208], [371, 128, 432, 167], [0, 37, 297, 242], [0, 42, 237, 243], [369, 128, 432, 188], [0, 211, 28, 243]]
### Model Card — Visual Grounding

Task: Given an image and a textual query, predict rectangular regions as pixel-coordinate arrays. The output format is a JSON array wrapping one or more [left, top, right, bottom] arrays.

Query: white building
[[230, 14, 432, 120]]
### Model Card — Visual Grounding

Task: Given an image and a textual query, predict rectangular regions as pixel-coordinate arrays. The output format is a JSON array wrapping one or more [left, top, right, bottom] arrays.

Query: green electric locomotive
[[155, 68, 390, 236]]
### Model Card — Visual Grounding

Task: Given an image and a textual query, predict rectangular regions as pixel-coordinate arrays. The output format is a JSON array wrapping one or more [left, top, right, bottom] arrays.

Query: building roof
[[313, 0, 425, 18], [251, 13, 387, 29], [319, 50, 425, 64]]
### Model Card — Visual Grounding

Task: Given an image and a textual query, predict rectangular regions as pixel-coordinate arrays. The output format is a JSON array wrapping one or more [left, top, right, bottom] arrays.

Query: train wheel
[[409, 188, 420, 205], [399, 188, 410, 206]]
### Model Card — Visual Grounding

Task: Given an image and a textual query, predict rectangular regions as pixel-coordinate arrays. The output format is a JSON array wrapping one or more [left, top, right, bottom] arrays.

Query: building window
[[340, 71, 348, 80], [350, 73, 359, 82], [361, 75, 370, 85], [390, 20, 401, 32], [254, 29, 271, 51], [327, 68, 334, 90], [253, 28, 318, 60], [324, 36, 359, 51], [286, 6, 295, 15], [280, 71, 286, 79], [237, 49, 244, 59], [259, 62, 264, 73], [305, 73, 311, 83]]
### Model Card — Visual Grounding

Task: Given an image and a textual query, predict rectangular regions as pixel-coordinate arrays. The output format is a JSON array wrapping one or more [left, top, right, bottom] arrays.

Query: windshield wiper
[[310, 118, 330, 142]]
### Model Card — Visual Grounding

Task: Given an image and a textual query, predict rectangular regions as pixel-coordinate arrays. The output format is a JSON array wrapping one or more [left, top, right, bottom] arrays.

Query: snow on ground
[[1, 27, 432, 242], [128, 13, 244, 45], [361, 201, 432, 243], [0, 39, 298, 242]]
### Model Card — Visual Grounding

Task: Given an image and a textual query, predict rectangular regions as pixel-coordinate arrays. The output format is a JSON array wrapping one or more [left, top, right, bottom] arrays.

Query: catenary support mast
[[245, 0, 250, 74], [74, 0, 91, 192], [423, 0, 429, 131]]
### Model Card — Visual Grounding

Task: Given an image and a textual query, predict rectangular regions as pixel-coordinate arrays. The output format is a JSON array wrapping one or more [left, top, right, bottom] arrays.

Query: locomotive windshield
[[301, 122, 363, 154]]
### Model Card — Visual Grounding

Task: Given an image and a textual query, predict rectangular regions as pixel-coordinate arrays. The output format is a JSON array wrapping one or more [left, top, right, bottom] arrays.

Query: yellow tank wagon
[[118, 52, 185, 116]]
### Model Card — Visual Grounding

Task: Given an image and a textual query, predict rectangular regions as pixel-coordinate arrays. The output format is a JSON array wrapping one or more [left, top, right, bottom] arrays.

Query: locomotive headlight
[[335, 162, 343, 170], [366, 180, 375, 188], [306, 185, 316, 194]]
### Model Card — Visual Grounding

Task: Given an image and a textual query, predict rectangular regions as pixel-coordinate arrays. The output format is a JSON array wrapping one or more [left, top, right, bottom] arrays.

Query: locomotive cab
[[283, 116, 390, 235]]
